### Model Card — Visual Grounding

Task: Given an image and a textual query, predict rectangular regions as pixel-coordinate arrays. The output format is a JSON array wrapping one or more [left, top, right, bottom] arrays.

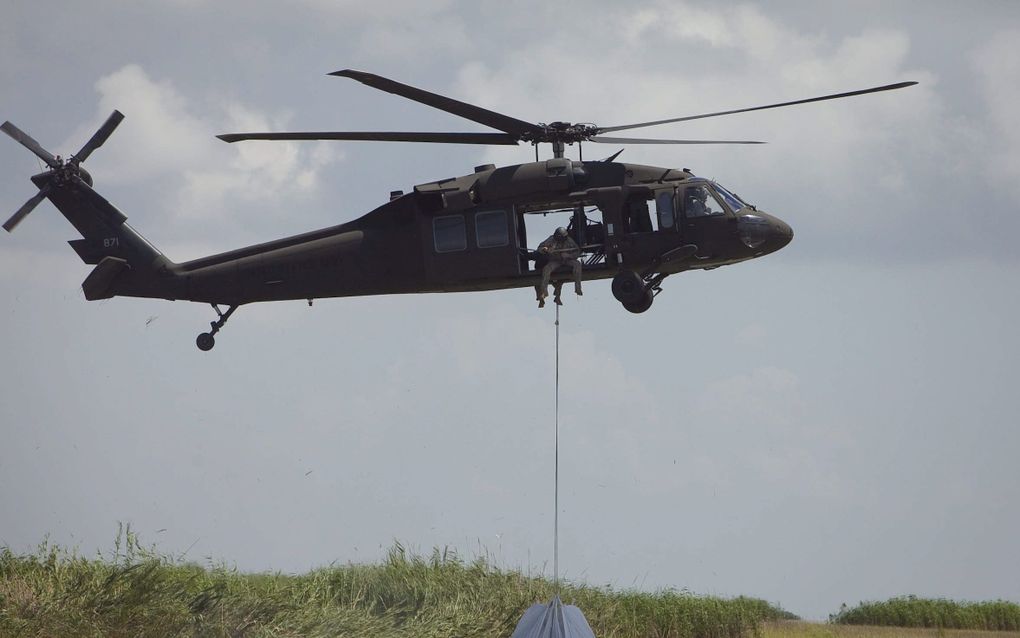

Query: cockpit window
[[682, 185, 724, 217], [713, 183, 748, 213]]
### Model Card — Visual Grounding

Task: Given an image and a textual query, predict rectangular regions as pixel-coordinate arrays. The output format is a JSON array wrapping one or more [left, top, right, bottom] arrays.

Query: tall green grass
[[0, 528, 793, 637], [830, 596, 1020, 631]]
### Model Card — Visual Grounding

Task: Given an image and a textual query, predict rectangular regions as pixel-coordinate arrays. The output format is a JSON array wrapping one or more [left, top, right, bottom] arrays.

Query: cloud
[[288, 0, 471, 59], [448, 2, 1007, 262], [458, 7, 935, 178], [696, 366, 804, 434], [66, 65, 338, 224], [65, 65, 207, 181], [296, 0, 455, 20], [971, 29, 1020, 200], [684, 365, 851, 498], [354, 21, 470, 60], [735, 322, 768, 347]]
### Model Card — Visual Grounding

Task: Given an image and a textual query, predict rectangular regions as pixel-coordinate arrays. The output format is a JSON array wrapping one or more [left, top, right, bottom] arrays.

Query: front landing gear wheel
[[196, 332, 215, 351], [612, 270, 645, 305], [623, 289, 654, 314]]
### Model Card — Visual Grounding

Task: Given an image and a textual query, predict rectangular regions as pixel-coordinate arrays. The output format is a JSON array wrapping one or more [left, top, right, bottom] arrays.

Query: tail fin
[[50, 176, 174, 300], [4, 112, 177, 301]]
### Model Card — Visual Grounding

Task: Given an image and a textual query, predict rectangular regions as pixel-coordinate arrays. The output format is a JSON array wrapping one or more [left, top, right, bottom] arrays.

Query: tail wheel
[[196, 333, 215, 351]]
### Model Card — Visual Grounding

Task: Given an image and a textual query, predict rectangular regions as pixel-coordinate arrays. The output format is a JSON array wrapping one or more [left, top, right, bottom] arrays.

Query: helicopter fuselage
[[110, 158, 792, 307]]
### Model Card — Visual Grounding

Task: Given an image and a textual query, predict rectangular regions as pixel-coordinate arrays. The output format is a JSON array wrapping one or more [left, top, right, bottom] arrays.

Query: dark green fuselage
[[41, 158, 792, 307]]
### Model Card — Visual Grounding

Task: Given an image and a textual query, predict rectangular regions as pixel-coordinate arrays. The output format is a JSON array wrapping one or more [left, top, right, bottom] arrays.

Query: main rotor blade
[[4, 185, 50, 233], [591, 136, 766, 145], [217, 131, 520, 145], [1, 121, 59, 168], [74, 110, 124, 164], [598, 81, 918, 133], [330, 69, 542, 139]]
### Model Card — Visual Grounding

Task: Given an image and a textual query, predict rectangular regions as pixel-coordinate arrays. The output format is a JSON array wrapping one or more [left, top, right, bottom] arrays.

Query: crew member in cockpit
[[685, 186, 711, 217], [536, 227, 583, 308]]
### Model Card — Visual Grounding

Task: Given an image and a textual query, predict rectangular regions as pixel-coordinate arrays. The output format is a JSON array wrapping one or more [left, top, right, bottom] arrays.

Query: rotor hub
[[47, 157, 92, 186], [526, 122, 600, 146]]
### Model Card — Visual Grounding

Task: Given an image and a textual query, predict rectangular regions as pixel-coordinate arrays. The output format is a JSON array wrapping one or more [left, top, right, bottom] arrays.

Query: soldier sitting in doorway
[[535, 227, 583, 308]]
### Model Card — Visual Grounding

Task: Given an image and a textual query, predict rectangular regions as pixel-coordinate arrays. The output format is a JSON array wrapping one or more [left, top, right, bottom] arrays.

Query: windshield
[[682, 184, 725, 217], [712, 183, 749, 213]]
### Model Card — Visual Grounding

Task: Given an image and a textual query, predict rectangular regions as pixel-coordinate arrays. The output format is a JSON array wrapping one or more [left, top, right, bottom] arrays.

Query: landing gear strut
[[196, 304, 238, 351]]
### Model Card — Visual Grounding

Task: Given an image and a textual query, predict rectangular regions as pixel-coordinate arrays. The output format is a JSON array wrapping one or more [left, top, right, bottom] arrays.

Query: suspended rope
[[508, 302, 597, 638], [553, 302, 560, 592]]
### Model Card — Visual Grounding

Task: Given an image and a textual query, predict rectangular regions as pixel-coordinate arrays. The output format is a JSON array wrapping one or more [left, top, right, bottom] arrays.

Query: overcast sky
[[2, 0, 1018, 621]]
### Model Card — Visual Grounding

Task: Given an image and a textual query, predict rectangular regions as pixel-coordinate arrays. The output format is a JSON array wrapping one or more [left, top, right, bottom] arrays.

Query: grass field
[[0, 530, 793, 638], [4, 530, 1017, 638], [764, 620, 1020, 638], [830, 597, 1020, 632]]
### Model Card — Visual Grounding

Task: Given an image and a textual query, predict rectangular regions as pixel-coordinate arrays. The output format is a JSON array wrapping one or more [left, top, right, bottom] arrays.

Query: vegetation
[[764, 620, 1020, 638], [0, 528, 794, 638], [829, 597, 1020, 632]]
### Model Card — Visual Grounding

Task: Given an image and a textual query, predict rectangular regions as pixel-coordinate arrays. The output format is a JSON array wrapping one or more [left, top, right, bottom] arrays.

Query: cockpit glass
[[713, 183, 749, 213], [682, 185, 724, 217]]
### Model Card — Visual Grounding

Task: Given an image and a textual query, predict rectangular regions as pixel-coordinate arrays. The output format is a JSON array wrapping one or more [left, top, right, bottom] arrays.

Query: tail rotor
[[2, 110, 124, 232]]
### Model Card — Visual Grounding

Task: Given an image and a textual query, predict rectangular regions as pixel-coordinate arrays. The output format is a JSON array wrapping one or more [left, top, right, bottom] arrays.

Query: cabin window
[[433, 215, 467, 252], [656, 190, 676, 229], [475, 209, 509, 248]]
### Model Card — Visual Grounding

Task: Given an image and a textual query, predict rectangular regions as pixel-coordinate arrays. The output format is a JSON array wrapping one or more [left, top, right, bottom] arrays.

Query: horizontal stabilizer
[[69, 238, 112, 264], [82, 256, 130, 300]]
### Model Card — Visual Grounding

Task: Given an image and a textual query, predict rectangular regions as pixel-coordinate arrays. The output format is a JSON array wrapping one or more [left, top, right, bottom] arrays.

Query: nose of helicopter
[[772, 216, 794, 250], [736, 211, 793, 253]]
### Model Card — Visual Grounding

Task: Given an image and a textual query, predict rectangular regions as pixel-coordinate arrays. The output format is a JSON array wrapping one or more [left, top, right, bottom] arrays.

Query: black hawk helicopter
[[3, 70, 915, 350]]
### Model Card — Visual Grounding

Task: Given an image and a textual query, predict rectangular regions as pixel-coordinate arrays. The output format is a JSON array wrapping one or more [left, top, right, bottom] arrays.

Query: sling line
[[554, 302, 560, 592]]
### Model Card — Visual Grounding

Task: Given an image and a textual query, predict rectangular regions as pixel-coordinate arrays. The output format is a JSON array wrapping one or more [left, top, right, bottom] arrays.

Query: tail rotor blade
[[1, 121, 59, 168], [3, 185, 50, 233], [74, 110, 124, 164]]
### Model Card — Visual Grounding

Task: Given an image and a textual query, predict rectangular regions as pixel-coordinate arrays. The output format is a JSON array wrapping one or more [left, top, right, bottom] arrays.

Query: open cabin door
[[586, 186, 686, 269]]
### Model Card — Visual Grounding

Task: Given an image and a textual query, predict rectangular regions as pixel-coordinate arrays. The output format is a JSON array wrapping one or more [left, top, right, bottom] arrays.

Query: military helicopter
[[3, 70, 915, 350]]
